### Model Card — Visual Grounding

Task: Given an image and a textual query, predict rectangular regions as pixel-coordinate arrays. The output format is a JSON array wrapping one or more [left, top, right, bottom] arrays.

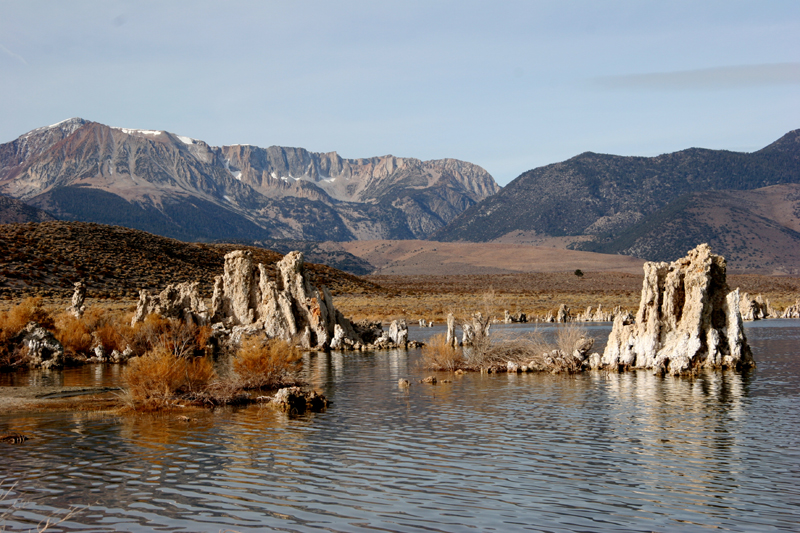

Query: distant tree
[[574, 269, 584, 277]]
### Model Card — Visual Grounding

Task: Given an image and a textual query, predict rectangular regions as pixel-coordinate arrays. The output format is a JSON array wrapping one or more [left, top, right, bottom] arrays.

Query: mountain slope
[[576, 184, 800, 274], [0, 221, 382, 299], [435, 130, 800, 243], [0, 196, 55, 224], [0, 119, 500, 242]]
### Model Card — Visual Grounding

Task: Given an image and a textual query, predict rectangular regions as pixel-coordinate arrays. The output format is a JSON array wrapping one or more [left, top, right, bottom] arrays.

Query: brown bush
[[0, 297, 54, 337], [556, 324, 589, 356], [421, 333, 465, 371], [53, 313, 93, 356], [232, 336, 302, 389], [121, 346, 217, 410]]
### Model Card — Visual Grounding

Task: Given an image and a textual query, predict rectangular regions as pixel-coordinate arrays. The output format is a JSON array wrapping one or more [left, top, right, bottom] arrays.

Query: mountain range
[[0, 118, 499, 243], [433, 130, 800, 273], [2, 119, 799, 274]]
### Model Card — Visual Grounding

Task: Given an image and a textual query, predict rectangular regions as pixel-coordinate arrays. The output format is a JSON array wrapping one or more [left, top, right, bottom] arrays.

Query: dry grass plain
[[334, 272, 800, 324], [339, 239, 646, 275]]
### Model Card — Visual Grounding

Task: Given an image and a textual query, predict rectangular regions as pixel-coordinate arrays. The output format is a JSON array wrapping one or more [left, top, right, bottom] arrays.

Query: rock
[[272, 386, 328, 413], [131, 282, 208, 326], [585, 352, 602, 370], [21, 322, 64, 369], [419, 319, 428, 327], [66, 281, 86, 318], [388, 320, 408, 346], [740, 293, 776, 321], [398, 378, 410, 388], [601, 244, 755, 374], [93, 345, 106, 361], [782, 299, 800, 319], [135, 250, 365, 351], [446, 313, 458, 348], [556, 304, 570, 323], [110, 347, 133, 364], [573, 337, 594, 358], [420, 376, 437, 384], [507, 361, 520, 373]]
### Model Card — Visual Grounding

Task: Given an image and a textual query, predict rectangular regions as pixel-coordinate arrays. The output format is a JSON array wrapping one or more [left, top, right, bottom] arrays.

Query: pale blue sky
[[1, 1, 798, 185]]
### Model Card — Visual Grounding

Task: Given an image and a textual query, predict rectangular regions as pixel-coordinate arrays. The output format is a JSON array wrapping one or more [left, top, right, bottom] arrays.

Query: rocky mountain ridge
[[435, 129, 800, 243], [0, 119, 499, 242], [432, 129, 800, 271]]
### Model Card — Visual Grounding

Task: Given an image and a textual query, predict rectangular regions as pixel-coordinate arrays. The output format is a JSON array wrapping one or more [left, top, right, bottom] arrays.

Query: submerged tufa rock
[[601, 244, 754, 375]]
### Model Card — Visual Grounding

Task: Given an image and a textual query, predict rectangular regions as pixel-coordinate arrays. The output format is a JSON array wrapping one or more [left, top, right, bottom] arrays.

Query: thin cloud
[[595, 63, 800, 90], [0, 43, 27, 65]]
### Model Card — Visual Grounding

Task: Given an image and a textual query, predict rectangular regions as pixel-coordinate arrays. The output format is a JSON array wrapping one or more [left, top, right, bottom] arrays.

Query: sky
[[1, 1, 798, 186]]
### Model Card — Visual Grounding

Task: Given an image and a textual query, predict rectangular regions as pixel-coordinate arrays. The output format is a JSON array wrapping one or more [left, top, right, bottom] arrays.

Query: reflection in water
[[0, 321, 798, 532]]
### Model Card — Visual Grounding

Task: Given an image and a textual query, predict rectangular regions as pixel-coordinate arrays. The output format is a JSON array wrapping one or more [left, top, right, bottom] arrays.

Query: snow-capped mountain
[[0, 119, 500, 242]]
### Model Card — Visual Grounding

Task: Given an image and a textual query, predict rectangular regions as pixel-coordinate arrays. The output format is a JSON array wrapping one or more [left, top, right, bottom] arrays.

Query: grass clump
[[421, 333, 464, 371], [121, 345, 216, 410], [232, 337, 302, 389]]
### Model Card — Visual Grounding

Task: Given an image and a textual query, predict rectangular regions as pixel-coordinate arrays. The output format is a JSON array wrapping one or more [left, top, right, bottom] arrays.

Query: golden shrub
[[0, 297, 54, 338], [122, 346, 217, 409], [54, 312, 93, 355], [421, 333, 464, 371], [232, 337, 302, 389]]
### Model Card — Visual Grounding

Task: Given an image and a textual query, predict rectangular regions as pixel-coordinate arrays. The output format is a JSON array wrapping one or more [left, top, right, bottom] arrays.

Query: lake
[[1, 321, 799, 532]]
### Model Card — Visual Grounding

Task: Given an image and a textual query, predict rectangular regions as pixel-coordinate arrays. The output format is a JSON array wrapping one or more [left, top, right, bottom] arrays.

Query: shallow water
[[1, 321, 799, 532]]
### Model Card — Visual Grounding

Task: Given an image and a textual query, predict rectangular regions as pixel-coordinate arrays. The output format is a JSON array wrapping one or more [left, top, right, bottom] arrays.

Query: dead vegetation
[[335, 271, 800, 323], [422, 316, 592, 374], [231, 337, 302, 389], [120, 334, 305, 411]]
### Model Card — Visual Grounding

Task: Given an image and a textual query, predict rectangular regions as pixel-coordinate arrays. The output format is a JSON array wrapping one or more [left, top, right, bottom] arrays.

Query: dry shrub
[[195, 325, 213, 352], [475, 325, 589, 373], [121, 345, 216, 410], [125, 315, 207, 357], [232, 336, 302, 389], [54, 313, 93, 355], [0, 297, 54, 337], [0, 297, 55, 367], [556, 324, 588, 356], [421, 333, 464, 371], [53, 308, 131, 356]]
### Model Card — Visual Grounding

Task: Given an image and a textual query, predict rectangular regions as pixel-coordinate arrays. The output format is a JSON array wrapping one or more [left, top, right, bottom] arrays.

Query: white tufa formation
[[600, 244, 754, 375]]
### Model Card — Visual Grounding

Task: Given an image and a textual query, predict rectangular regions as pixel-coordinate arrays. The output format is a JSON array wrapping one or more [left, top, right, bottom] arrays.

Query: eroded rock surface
[[133, 250, 407, 351], [20, 322, 64, 370], [132, 282, 208, 326], [782, 299, 800, 319], [66, 282, 86, 318], [601, 244, 754, 374]]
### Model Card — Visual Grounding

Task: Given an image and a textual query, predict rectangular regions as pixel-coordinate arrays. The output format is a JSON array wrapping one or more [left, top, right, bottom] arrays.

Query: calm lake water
[[1, 321, 799, 532]]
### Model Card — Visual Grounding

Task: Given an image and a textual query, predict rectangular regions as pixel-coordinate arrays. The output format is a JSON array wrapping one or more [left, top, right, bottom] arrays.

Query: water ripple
[[1, 322, 799, 532]]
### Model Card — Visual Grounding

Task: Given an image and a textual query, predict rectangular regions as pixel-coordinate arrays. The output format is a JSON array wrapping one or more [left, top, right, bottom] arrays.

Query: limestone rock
[[131, 249, 410, 351], [271, 386, 327, 413], [66, 282, 86, 318], [740, 293, 776, 321], [602, 244, 754, 374], [21, 322, 64, 369], [446, 313, 458, 348], [131, 282, 208, 327], [556, 304, 570, 323], [782, 299, 800, 319], [388, 320, 408, 347]]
